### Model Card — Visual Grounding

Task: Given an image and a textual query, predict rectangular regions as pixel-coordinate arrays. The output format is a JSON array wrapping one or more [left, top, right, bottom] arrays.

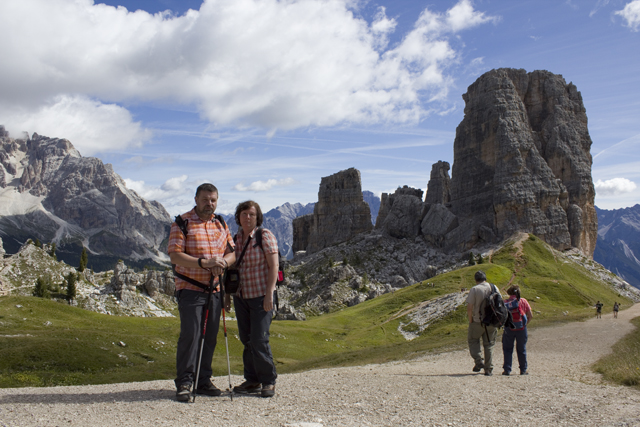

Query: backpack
[[481, 284, 514, 329], [505, 298, 526, 331]]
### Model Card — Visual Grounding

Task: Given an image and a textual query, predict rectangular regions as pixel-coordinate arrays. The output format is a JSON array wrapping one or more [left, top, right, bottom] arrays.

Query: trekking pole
[[192, 278, 215, 403], [220, 274, 234, 401]]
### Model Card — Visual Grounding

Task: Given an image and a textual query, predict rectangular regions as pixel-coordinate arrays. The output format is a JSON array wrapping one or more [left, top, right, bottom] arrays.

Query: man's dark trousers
[[175, 289, 221, 388]]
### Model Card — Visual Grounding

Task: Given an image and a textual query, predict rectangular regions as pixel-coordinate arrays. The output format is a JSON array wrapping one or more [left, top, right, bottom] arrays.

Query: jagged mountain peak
[[594, 204, 640, 289], [0, 127, 171, 271]]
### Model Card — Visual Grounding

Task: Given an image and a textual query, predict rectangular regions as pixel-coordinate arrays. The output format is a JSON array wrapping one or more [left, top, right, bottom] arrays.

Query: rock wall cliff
[[433, 68, 596, 257], [293, 168, 372, 254]]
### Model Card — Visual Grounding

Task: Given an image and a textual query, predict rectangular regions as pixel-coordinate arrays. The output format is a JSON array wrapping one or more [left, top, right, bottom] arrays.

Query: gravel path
[[1, 305, 639, 427]]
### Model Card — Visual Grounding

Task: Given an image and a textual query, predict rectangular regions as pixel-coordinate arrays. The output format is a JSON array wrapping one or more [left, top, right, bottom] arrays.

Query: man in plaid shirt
[[168, 183, 235, 402]]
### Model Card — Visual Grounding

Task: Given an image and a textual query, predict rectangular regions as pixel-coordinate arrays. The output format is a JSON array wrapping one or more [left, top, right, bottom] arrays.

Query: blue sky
[[1, 0, 639, 215]]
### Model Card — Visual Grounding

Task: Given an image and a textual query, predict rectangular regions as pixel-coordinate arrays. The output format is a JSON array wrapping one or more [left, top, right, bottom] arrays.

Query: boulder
[[376, 186, 424, 239]]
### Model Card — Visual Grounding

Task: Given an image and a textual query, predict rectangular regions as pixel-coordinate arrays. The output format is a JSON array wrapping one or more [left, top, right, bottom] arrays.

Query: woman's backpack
[[505, 298, 526, 331]]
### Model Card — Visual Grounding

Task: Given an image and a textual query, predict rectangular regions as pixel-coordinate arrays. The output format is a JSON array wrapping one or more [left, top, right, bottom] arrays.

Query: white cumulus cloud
[[233, 178, 296, 192], [0, 95, 151, 156], [125, 175, 188, 200], [615, 0, 640, 31], [0, 0, 498, 152], [594, 177, 638, 196]]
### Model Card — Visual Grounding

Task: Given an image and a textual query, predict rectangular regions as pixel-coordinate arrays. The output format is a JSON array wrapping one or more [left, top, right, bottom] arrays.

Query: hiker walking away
[[225, 200, 278, 398], [613, 302, 619, 319], [466, 270, 497, 376], [502, 285, 533, 376], [168, 183, 235, 402], [595, 301, 603, 319]]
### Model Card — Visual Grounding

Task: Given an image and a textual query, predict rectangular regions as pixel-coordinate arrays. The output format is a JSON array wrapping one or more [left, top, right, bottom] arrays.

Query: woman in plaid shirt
[[225, 200, 279, 398]]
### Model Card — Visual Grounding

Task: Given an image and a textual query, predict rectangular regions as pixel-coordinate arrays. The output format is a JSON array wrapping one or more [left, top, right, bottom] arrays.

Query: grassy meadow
[[593, 316, 640, 389], [0, 234, 634, 388]]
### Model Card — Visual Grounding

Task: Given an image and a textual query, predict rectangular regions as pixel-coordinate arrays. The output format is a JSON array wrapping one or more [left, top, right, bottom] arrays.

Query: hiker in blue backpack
[[466, 270, 497, 376], [501, 285, 533, 376], [225, 200, 279, 398]]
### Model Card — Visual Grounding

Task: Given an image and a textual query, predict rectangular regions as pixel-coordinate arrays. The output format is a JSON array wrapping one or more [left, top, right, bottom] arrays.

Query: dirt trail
[[1, 305, 639, 427]]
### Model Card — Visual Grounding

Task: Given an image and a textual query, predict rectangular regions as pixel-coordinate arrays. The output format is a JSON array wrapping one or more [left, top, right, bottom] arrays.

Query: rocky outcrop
[[424, 161, 451, 206], [0, 129, 171, 269], [292, 168, 372, 254], [375, 186, 424, 239], [109, 261, 138, 303], [424, 68, 596, 257], [108, 260, 175, 300], [0, 242, 176, 316]]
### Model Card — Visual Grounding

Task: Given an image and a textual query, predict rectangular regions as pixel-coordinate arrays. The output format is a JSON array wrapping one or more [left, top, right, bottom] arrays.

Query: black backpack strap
[[235, 234, 253, 268], [214, 214, 226, 229], [175, 215, 189, 237], [253, 227, 264, 250], [171, 264, 214, 291]]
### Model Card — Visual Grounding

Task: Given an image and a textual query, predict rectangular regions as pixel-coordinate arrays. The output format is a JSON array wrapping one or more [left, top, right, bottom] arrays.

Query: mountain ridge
[[0, 127, 171, 271], [594, 204, 640, 289]]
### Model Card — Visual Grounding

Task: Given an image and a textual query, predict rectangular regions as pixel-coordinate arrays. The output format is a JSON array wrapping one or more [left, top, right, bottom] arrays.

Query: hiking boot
[[176, 384, 192, 402], [472, 363, 484, 372], [261, 384, 275, 398], [233, 381, 261, 394], [520, 370, 528, 375], [484, 370, 493, 376], [196, 381, 222, 396], [502, 371, 510, 376]]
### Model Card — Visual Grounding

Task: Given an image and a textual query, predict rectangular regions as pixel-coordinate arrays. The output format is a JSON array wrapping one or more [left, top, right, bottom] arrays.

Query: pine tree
[[78, 247, 88, 272], [65, 272, 77, 303], [33, 277, 50, 298], [34, 239, 41, 248], [468, 252, 476, 266], [477, 253, 484, 264], [49, 242, 57, 260]]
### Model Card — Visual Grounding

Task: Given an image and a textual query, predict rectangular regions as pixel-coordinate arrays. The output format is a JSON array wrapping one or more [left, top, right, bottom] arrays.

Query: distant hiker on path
[[466, 270, 497, 376], [595, 301, 603, 319], [168, 183, 236, 402], [613, 302, 619, 319], [502, 285, 533, 376], [226, 200, 279, 398]]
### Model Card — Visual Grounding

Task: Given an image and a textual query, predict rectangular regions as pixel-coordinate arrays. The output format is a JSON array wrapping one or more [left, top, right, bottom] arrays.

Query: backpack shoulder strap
[[175, 215, 189, 237], [214, 214, 226, 229], [253, 227, 264, 250]]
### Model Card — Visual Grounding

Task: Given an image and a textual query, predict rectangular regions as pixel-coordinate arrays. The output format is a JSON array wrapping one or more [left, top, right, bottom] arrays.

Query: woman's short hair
[[507, 285, 521, 299], [235, 200, 263, 226]]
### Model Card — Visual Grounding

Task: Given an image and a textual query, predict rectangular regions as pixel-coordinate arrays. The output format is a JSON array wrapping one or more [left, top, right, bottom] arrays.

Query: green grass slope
[[0, 234, 633, 387], [593, 316, 640, 388]]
